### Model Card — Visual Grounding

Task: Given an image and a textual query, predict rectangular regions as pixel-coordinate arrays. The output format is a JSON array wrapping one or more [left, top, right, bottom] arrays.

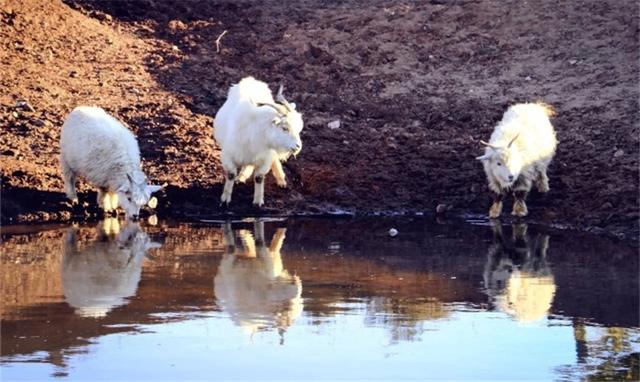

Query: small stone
[[147, 197, 158, 209], [525, 76, 531, 81], [2, 149, 19, 156], [436, 203, 447, 214], [32, 119, 46, 127], [69, 71, 78, 78], [147, 215, 158, 226], [613, 149, 624, 158], [600, 202, 613, 210], [16, 100, 34, 112], [569, 59, 577, 65], [388, 228, 398, 237], [327, 120, 341, 129], [171, 45, 180, 51]]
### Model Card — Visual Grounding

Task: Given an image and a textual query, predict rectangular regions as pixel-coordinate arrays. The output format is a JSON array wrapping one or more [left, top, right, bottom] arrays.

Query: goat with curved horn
[[476, 103, 557, 218]]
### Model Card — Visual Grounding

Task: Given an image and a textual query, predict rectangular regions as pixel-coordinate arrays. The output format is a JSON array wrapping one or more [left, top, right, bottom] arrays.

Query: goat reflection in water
[[484, 222, 556, 322], [62, 218, 162, 318], [214, 220, 302, 341]]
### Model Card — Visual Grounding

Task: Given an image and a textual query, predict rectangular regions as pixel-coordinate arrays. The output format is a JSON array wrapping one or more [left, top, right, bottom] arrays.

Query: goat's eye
[[281, 125, 289, 132], [496, 162, 502, 166]]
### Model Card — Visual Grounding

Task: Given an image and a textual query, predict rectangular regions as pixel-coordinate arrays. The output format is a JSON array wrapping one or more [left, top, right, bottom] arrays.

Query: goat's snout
[[508, 175, 514, 182]]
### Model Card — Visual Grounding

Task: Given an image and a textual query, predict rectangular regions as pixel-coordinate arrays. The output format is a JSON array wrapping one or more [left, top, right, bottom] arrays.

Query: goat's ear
[[289, 102, 296, 110], [145, 241, 163, 251], [476, 153, 491, 161], [145, 185, 163, 194]]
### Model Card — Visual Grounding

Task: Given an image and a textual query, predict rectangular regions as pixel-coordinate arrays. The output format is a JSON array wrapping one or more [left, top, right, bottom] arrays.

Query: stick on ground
[[215, 30, 228, 53]]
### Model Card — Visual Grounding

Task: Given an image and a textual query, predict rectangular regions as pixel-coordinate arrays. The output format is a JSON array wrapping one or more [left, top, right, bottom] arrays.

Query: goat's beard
[[278, 151, 293, 161]]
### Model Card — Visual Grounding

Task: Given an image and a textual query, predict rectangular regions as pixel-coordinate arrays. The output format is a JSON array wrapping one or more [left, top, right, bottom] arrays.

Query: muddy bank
[[1, 0, 638, 240]]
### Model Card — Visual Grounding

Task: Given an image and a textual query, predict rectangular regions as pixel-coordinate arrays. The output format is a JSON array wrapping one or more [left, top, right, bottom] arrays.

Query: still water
[[1, 217, 638, 380]]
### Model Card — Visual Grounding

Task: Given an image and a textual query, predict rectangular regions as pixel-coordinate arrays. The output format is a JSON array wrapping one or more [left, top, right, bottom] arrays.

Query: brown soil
[[1, 0, 638, 240]]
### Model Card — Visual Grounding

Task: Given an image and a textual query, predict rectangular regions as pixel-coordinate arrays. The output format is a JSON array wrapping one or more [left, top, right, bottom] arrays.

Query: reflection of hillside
[[560, 324, 640, 381], [364, 297, 447, 344], [1, 229, 66, 320]]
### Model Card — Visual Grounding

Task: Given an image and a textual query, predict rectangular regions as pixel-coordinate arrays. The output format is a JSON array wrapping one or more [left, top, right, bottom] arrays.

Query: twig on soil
[[215, 30, 228, 53]]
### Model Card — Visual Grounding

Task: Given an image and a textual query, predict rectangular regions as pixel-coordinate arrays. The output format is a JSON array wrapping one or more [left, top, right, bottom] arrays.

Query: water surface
[[1, 218, 638, 380]]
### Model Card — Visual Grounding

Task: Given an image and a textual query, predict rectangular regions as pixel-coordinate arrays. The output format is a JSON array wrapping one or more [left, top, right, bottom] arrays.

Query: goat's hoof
[[276, 180, 287, 188], [511, 202, 528, 217], [488, 202, 503, 219]]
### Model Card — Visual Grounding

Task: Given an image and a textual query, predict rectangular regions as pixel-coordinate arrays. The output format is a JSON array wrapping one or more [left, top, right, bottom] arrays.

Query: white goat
[[60, 106, 163, 218], [476, 103, 557, 218], [214, 77, 303, 207]]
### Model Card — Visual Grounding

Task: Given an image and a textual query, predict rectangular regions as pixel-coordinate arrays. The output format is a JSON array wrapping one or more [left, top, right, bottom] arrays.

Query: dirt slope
[[1, 0, 638, 240]]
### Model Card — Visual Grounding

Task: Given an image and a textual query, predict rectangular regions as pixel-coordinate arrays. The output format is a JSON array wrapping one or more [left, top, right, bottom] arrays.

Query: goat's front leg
[[252, 162, 271, 207], [61, 157, 78, 203], [512, 179, 532, 217], [489, 193, 504, 219]]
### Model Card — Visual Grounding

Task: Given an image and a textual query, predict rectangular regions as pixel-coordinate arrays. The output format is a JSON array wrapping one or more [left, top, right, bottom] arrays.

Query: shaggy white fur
[[59, 106, 162, 217], [214, 77, 303, 207], [477, 103, 557, 217]]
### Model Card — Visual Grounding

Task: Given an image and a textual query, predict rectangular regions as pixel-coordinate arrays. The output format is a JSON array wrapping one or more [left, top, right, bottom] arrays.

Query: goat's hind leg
[[237, 165, 254, 183], [535, 167, 550, 193], [61, 156, 78, 203], [271, 160, 287, 188], [221, 171, 237, 205], [220, 156, 238, 206]]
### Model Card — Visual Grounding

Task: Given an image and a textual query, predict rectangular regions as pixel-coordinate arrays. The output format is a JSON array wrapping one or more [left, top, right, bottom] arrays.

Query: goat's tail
[[535, 101, 557, 118]]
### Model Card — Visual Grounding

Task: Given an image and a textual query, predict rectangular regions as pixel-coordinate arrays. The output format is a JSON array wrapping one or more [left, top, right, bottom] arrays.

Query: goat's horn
[[507, 133, 520, 148], [257, 102, 287, 115], [480, 140, 500, 150], [276, 84, 293, 112]]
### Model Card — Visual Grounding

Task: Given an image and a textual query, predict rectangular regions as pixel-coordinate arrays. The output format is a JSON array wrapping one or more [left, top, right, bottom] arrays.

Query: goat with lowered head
[[476, 103, 557, 218], [214, 76, 303, 207], [60, 106, 163, 218]]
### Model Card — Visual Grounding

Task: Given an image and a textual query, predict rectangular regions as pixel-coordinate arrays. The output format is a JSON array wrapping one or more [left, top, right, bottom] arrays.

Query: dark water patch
[[1, 217, 638, 380]]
